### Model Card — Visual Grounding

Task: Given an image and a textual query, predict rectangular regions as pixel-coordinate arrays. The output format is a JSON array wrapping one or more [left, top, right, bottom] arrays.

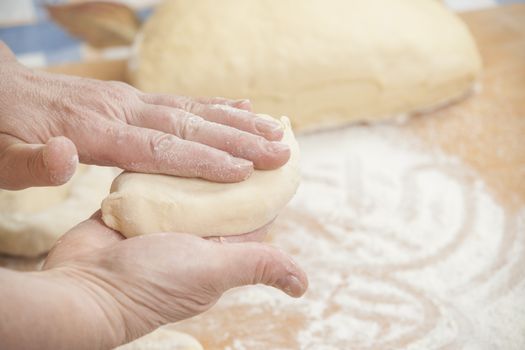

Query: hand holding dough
[[3, 210, 306, 350], [101, 116, 300, 238]]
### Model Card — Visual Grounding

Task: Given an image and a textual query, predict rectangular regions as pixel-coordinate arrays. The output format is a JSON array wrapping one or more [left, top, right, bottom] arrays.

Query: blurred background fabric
[[0, 0, 524, 68], [0, 0, 158, 67]]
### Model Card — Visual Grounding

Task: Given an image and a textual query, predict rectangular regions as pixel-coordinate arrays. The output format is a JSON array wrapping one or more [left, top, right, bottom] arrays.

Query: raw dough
[[129, 0, 482, 131], [115, 326, 203, 350], [0, 166, 117, 257], [101, 116, 299, 237]]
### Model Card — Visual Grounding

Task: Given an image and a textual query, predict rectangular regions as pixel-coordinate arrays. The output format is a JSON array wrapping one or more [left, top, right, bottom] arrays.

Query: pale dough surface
[[0, 166, 117, 257], [129, 0, 482, 131], [101, 117, 300, 238], [115, 326, 203, 350]]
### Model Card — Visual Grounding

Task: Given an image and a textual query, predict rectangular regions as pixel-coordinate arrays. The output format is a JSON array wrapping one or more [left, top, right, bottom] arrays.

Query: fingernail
[[282, 275, 305, 297], [266, 141, 289, 154], [255, 118, 282, 135]]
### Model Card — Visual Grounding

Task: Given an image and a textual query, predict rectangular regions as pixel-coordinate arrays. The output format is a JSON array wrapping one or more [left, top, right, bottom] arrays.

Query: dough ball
[[0, 166, 117, 257], [101, 116, 300, 238], [114, 326, 203, 350], [129, 0, 481, 131]]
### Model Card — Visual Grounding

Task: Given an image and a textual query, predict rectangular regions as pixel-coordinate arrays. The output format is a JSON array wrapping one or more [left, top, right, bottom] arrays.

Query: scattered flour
[[176, 124, 524, 349]]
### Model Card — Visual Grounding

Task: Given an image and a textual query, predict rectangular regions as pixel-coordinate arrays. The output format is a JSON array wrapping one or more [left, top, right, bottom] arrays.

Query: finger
[[187, 104, 284, 142], [142, 94, 252, 111], [135, 105, 290, 170], [214, 242, 308, 298], [88, 124, 253, 183], [193, 96, 252, 111], [0, 135, 78, 190], [44, 211, 124, 269], [140, 94, 283, 141], [206, 218, 274, 243]]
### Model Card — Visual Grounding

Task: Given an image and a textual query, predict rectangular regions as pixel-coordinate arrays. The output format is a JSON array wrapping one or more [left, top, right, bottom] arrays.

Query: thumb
[[44, 211, 124, 269], [0, 136, 78, 190], [215, 243, 308, 298]]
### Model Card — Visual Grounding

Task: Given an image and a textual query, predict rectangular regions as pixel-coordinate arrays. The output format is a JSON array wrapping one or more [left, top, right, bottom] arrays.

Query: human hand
[[40, 213, 307, 349], [0, 42, 290, 190]]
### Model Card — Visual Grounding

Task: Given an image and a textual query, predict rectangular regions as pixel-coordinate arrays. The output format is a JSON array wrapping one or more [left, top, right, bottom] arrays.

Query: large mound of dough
[[0, 166, 117, 257], [129, 0, 481, 131], [101, 117, 300, 238]]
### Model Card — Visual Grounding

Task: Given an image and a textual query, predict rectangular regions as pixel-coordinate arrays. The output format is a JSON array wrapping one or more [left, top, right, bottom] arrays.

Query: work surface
[[164, 6, 525, 349], [2, 5, 524, 349]]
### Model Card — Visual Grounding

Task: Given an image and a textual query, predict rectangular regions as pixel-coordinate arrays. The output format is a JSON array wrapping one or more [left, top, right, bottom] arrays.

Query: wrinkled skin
[[0, 41, 307, 350], [0, 213, 307, 349], [0, 41, 290, 190]]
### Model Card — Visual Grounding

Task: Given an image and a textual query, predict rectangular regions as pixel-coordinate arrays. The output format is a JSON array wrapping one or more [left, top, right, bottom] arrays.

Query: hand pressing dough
[[101, 117, 299, 238], [129, 0, 482, 131], [114, 326, 203, 350], [0, 166, 117, 257]]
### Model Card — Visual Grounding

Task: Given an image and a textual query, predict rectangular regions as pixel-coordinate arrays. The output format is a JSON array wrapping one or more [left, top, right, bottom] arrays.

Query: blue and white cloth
[[0, 0, 157, 67], [0, 0, 523, 68]]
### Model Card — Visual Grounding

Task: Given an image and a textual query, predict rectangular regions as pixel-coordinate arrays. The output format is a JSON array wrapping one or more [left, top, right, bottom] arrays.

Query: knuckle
[[107, 80, 130, 89], [231, 132, 258, 158], [100, 94, 139, 121], [178, 114, 204, 140], [57, 82, 134, 121], [180, 97, 199, 112], [209, 104, 239, 124], [101, 81, 140, 105], [149, 132, 178, 157], [106, 80, 137, 95]]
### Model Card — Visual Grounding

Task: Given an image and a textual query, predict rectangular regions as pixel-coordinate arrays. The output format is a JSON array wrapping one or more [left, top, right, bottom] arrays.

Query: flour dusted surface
[[170, 125, 525, 349]]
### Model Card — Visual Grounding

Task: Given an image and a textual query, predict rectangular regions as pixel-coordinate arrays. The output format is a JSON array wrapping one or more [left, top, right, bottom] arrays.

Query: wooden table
[[1, 4, 524, 349]]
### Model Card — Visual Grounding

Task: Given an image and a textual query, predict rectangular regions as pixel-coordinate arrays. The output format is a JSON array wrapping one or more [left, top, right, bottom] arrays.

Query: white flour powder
[[177, 124, 525, 349]]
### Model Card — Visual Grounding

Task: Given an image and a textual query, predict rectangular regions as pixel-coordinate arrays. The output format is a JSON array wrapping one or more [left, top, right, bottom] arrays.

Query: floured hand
[[0, 41, 290, 190], [0, 212, 307, 350]]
